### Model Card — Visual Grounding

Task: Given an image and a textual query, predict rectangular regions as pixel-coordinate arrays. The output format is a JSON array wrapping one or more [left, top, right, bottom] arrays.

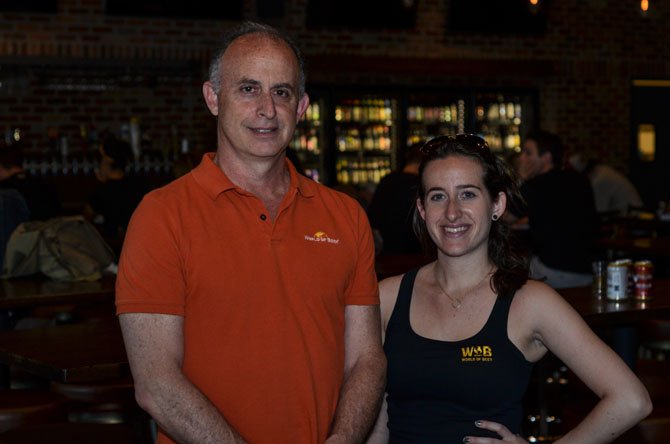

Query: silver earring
[[492, 214, 499, 221]]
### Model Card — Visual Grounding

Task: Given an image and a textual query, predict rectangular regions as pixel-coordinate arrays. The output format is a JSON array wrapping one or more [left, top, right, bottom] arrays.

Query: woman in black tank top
[[367, 135, 651, 443]]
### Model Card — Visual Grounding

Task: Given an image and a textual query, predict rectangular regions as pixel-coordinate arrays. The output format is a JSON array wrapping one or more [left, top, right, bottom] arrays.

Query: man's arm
[[119, 313, 247, 444], [326, 305, 387, 444], [365, 396, 389, 444]]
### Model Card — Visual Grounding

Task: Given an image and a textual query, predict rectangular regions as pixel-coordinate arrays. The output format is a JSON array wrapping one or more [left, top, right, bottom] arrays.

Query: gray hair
[[208, 21, 306, 98]]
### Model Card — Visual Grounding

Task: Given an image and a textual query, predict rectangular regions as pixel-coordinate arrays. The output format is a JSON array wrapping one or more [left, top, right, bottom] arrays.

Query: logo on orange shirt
[[304, 231, 340, 244]]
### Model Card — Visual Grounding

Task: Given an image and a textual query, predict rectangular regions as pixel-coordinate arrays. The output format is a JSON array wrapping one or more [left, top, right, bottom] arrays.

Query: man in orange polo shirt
[[115, 21, 386, 443]]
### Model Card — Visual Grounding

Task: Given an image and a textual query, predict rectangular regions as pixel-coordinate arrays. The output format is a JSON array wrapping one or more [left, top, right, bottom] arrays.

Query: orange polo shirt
[[116, 153, 379, 444]]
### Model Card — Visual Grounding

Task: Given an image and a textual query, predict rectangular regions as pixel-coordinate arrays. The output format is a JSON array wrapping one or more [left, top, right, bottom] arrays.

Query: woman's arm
[[521, 282, 652, 443]]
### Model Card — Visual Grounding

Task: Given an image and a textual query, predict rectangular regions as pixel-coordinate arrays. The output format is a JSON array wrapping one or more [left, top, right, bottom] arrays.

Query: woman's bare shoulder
[[512, 278, 583, 333], [379, 265, 431, 302], [509, 279, 579, 361], [514, 278, 562, 303], [379, 274, 404, 295]]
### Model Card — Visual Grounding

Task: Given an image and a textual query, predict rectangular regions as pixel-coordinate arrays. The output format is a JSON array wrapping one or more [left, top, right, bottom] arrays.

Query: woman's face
[[417, 155, 505, 259]]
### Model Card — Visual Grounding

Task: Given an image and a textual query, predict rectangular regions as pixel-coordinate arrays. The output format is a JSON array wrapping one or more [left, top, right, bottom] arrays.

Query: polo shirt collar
[[192, 152, 316, 201]]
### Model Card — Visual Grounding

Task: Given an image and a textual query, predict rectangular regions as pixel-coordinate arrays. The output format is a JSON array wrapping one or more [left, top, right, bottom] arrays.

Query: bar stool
[[639, 320, 670, 360], [49, 377, 153, 444], [0, 389, 68, 432], [49, 376, 137, 424]]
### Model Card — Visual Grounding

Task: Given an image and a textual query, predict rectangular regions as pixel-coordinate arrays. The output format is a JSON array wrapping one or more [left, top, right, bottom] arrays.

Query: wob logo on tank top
[[461, 345, 493, 363], [304, 231, 340, 245]]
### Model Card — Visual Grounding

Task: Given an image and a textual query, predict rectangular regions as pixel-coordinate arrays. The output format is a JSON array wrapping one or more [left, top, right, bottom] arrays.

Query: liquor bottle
[[173, 137, 193, 178], [129, 117, 141, 160]]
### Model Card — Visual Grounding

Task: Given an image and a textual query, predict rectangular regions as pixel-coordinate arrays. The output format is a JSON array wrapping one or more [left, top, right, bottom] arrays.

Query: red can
[[633, 260, 654, 300]]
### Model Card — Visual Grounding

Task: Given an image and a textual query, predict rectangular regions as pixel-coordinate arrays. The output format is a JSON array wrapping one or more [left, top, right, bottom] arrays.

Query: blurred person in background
[[367, 142, 423, 256], [507, 130, 599, 289], [568, 151, 643, 216], [84, 134, 148, 254], [0, 140, 61, 221], [1, 141, 60, 329], [0, 189, 29, 273]]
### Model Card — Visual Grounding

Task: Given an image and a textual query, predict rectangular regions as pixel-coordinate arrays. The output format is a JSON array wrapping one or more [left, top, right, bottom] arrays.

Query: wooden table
[[558, 278, 670, 326], [558, 278, 670, 367], [0, 318, 128, 389], [0, 276, 116, 310]]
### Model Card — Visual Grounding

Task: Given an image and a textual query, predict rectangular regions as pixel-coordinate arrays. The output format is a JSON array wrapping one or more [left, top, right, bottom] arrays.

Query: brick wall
[[1, 0, 669, 170]]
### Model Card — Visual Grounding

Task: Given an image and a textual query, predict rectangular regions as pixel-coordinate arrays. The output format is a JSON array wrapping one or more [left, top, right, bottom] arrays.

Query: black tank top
[[384, 268, 534, 443]]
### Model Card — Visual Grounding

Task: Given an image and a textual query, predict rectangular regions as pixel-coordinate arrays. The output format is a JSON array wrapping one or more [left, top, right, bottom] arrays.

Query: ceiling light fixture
[[641, 0, 650, 16]]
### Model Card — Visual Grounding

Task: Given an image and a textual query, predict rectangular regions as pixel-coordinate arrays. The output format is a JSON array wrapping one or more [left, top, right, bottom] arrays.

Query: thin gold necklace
[[433, 265, 492, 309]]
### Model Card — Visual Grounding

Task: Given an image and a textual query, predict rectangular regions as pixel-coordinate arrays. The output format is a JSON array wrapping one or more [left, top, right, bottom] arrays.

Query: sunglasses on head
[[419, 134, 489, 156]]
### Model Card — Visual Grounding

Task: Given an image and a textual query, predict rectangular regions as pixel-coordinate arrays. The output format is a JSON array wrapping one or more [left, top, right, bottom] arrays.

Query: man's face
[[518, 139, 548, 180], [203, 34, 309, 162]]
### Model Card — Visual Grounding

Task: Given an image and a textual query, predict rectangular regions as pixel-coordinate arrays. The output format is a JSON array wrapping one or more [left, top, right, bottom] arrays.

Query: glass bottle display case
[[405, 93, 467, 146], [285, 88, 536, 188], [332, 95, 397, 188], [289, 99, 324, 182], [473, 92, 535, 155]]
